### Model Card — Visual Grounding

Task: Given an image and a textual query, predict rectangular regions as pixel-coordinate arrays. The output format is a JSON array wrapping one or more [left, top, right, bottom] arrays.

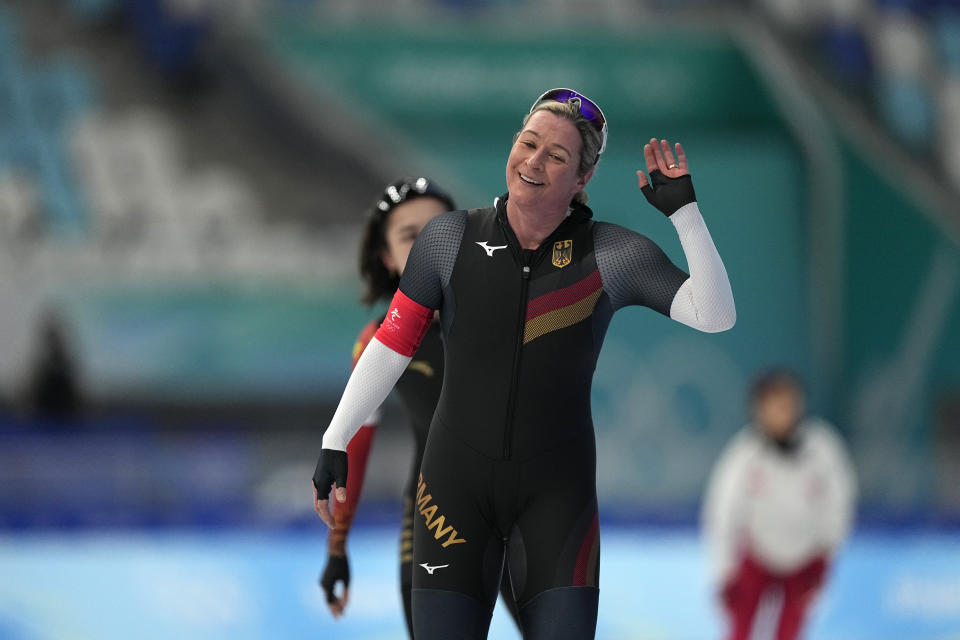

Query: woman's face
[[754, 387, 804, 442], [506, 110, 592, 213], [381, 196, 449, 276]]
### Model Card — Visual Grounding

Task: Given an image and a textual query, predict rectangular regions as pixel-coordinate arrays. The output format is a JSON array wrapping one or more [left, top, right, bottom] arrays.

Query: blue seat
[[68, 0, 121, 21], [0, 6, 22, 60], [0, 5, 98, 239], [819, 24, 874, 86], [876, 76, 936, 149], [0, 129, 33, 168], [0, 117, 92, 240], [874, 0, 927, 12], [1, 123, 87, 237], [29, 59, 97, 131], [931, 9, 960, 72]]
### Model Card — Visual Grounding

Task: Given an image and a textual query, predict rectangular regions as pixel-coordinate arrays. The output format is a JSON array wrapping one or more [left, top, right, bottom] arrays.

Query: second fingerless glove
[[320, 554, 350, 603]]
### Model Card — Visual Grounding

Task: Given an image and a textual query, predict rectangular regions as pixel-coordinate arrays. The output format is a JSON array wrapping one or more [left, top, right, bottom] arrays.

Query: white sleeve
[[321, 337, 412, 451], [817, 426, 858, 552], [668, 202, 737, 333], [702, 434, 749, 588]]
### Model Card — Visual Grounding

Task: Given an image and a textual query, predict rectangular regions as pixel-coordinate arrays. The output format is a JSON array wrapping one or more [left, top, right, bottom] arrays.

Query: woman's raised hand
[[638, 138, 689, 187], [637, 138, 696, 218]]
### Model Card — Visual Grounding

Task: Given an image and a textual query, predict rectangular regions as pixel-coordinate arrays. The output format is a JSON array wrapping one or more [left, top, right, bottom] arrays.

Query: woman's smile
[[518, 172, 544, 186]]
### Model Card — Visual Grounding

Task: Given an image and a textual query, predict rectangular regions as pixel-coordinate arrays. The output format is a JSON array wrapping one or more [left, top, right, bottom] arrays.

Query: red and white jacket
[[701, 419, 857, 587]]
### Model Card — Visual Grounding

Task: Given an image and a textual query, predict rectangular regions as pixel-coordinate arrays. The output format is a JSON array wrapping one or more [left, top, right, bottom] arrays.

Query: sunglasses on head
[[375, 177, 453, 217], [529, 88, 608, 157]]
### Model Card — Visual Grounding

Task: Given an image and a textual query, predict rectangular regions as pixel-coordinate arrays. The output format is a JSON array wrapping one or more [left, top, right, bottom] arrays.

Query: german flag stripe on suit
[[524, 269, 603, 344]]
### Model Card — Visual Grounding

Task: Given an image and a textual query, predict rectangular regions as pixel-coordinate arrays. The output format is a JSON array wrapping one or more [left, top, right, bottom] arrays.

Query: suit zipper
[[498, 209, 570, 460], [503, 260, 531, 459]]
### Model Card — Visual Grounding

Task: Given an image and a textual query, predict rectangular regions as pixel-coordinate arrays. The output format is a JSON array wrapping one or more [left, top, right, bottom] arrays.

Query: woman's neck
[[505, 199, 568, 250]]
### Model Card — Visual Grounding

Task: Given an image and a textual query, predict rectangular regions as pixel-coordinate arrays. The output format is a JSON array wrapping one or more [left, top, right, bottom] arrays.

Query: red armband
[[374, 289, 434, 357]]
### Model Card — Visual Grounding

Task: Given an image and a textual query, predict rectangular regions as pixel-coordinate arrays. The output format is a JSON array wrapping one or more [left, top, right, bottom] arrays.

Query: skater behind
[[319, 177, 520, 637]]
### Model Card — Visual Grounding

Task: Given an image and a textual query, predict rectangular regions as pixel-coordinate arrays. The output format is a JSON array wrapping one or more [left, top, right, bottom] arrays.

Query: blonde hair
[[517, 100, 604, 205]]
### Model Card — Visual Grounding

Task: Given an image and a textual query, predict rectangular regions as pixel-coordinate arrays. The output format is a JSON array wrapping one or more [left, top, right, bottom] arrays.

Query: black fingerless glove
[[313, 449, 348, 496], [641, 170, 696, 217], [320, 554, 350, 603]]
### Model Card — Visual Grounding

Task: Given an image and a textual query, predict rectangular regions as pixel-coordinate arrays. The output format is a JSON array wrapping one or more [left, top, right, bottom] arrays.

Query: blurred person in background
[[314, 88, 736, 639], [26, 312, 82, 424], [319, 178, 520, 636], [702, 368, 857, 640]]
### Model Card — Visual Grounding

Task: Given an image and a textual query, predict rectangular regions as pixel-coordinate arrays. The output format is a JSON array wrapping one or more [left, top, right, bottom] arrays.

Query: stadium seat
[[931, 8, 960, 72], [823, 0, 869, 25], [68, 104, 266, 251], [936, 73, 960, 188], [0, 7, 23, 63], [870, 10, 933, 78], [68, 113, 138, 240], [819, 23, 874, 86], [869, 9, 937, 148], [0, 169, 40, 242], [0, 10, 99, 239], [873, 0, 927, 12], [757, 0, 824, 32], [0, 129, 32, 168], [876, 76, 936, 148], [177, 166, 259, 249], [68, 0, 121, 21], [28, 59, 96, 133]]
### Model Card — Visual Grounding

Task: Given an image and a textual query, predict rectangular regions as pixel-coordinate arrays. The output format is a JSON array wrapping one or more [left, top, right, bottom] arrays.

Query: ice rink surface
[[2, 526, 959, 639]]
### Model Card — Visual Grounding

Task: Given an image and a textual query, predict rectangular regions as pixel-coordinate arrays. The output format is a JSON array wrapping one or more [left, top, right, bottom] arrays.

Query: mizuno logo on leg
[[419, 563, 450, 575], [476, 241, 508, 257]]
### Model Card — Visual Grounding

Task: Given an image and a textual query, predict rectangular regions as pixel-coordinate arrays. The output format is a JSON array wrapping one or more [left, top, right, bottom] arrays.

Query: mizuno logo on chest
[[476, 241, 508, 257]]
